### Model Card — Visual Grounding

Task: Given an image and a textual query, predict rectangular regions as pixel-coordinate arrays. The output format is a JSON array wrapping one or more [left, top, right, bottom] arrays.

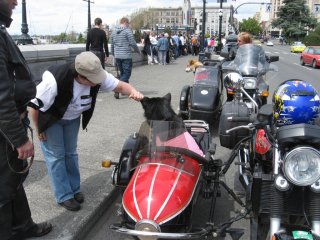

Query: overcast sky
[[8, 0, 267, 35]]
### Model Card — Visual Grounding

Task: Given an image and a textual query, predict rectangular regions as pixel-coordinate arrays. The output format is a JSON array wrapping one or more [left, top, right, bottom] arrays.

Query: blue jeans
[[40, 117, 81, 203], [116, 58, 133, 83], [158, 50, 167, 65]]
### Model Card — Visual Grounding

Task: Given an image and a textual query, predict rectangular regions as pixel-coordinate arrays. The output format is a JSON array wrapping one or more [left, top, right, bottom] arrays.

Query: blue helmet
[[273, 79, 320, 126]]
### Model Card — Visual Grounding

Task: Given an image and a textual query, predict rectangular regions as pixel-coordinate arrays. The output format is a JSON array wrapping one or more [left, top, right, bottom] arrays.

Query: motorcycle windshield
[[194, 66, 219, 86], [222, 44, 278, 75], [136, 120, 205, 175]]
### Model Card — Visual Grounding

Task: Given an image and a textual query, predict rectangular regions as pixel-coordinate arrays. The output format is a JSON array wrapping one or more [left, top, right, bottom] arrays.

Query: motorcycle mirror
[[223, 72, 244, 90], [269, 56, 279, 62]]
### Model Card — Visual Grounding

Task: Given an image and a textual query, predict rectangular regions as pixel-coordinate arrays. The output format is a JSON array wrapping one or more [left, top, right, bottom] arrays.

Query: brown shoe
[[23, 221, 53, 238], [74, 192, 84, 204]]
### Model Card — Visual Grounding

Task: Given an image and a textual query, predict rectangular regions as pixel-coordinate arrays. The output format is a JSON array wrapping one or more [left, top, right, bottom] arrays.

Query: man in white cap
[[29, 51, 143, 211]]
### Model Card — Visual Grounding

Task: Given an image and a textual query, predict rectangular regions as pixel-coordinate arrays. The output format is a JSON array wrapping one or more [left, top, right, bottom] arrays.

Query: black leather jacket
[[0, 13, 36, 148]]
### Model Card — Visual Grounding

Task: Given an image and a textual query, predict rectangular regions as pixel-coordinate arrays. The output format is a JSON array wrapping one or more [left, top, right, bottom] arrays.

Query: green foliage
[[77, 33, 85, 43], [303, 24, 320, 46], [239, 18, 262, 35], [52, 33, 67, 43], [134, 29, 142, 43], [272, 0, 318, 40]]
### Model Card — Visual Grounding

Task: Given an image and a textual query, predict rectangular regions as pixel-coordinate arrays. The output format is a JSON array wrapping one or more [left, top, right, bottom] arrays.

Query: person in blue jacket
[[157, 33, 169, 65]]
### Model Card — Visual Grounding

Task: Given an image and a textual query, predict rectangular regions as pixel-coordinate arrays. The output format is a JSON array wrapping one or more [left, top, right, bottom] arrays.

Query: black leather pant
[[0, 135, 32, 240]]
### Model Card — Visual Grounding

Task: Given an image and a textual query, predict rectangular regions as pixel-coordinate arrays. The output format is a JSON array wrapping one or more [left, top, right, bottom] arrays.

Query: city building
[[137, 0, 232, 36]]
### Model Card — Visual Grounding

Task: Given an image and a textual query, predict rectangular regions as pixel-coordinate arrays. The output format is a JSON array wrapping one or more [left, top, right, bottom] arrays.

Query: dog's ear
[[163, 93, 171, 102]]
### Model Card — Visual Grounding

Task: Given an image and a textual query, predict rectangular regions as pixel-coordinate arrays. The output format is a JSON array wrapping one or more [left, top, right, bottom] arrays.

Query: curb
[[73, 186, 122, 240]]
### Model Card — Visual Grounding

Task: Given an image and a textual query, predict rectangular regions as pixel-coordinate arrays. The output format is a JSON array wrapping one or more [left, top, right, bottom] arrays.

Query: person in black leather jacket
[[0, 0, 52, 239]]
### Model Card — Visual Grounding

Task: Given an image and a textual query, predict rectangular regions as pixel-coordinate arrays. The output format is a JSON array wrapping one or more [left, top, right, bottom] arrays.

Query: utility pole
[[201, 0, 206, 52], [83, 0, 94, 32], [17, 0, 33, 45]]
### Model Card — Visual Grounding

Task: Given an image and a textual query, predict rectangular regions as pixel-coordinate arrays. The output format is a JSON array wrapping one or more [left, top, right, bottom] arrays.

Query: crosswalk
[[264, 50, 300, 56]]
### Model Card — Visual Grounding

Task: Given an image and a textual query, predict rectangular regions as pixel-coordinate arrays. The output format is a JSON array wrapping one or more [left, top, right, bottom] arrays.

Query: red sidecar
[[110, 120, 246, 240]]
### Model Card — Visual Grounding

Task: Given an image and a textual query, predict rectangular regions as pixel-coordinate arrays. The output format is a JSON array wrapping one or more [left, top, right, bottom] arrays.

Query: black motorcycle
[[221, 44, 279, 109], [222, 100, 320, 239]]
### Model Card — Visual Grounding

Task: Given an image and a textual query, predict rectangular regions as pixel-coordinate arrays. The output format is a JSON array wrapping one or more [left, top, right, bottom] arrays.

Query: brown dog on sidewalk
[[185, 59, 203, 73]]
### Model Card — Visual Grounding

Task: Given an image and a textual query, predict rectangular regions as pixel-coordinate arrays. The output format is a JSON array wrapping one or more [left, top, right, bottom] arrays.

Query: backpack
[[192, 38, 198, 45]]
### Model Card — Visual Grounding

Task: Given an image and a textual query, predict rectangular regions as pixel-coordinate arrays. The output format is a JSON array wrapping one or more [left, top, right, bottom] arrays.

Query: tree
[[78, 33, 85, 43], [272, 0, 318, 41], [303, 24, 320, 46], [239, 18, 262, 36]]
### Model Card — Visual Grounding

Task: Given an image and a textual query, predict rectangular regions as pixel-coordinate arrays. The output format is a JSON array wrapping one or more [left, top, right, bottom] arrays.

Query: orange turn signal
[[101, 160, 113, 168], [261, 90, 269, 97]]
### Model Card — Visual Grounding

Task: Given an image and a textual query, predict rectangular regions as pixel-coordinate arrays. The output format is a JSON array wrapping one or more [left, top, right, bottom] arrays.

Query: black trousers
[[90, 50, 105, 69], [0, 136, 32, 240]]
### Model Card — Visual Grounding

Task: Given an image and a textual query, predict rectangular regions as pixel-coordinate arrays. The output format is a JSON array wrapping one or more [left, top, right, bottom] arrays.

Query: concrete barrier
[[19, 43, 147, 79]]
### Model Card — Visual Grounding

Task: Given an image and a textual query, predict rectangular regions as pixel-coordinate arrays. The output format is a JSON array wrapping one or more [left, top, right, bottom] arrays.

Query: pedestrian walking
[[0, 0, 52, 239], [157, 33, 169, 65], [172, 33, 180, 58], [142, 30, 154, 65], [29, 52, 144, 212], [111, 17, 141, 99], [86, 17, 109, 69]]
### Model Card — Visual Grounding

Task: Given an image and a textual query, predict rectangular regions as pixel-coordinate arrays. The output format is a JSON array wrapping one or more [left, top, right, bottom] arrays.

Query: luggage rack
[[184, 120, 209, 132], [184, 120, 211, 153]]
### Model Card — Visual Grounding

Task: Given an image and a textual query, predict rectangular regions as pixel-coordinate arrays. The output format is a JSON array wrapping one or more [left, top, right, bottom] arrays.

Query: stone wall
[[19, 44, 147, 79]]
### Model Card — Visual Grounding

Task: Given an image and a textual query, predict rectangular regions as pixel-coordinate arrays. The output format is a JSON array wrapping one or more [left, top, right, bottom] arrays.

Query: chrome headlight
[[135, 220, 160, 240], [223, 72, 243, 90], [283, 147, 320, 186], [243, 78, 257, 90]]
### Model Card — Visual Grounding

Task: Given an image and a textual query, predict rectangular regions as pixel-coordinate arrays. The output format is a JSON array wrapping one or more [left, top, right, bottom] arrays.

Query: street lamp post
[[201, 0, 206, 52], [217, 0, 223, 53], [230, 2, 269, 34], [83, 0, 94, 31], [156, 24, 159, 39], [17, 0, 33, 45]]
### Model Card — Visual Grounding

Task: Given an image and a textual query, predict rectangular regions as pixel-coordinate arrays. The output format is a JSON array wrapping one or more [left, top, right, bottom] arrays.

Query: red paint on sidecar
[[122, 152, 202, 225]]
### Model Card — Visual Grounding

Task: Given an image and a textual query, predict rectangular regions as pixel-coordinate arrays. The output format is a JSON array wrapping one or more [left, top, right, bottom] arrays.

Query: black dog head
[[140, 93, 185, 141], [140, 93, 180, 121]]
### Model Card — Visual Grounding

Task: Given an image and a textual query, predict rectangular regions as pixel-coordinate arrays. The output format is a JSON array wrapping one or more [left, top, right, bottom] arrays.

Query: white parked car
[[266, 41, 274, 46]]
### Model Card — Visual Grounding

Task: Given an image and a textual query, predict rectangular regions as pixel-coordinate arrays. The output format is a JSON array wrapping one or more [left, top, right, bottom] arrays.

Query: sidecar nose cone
[[135, 219, 160, 240]]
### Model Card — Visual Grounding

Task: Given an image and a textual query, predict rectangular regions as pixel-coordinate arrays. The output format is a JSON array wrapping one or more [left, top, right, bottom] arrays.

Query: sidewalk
[[24, 55, 202, 240]]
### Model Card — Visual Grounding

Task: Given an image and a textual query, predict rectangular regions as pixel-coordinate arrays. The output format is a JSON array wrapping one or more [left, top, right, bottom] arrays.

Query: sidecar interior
[[113, 120, 211, 186], [193, 66, 220, 85]]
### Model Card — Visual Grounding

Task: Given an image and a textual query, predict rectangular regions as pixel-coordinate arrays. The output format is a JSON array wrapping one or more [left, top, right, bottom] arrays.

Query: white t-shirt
[[31, 70, 119, 120]]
